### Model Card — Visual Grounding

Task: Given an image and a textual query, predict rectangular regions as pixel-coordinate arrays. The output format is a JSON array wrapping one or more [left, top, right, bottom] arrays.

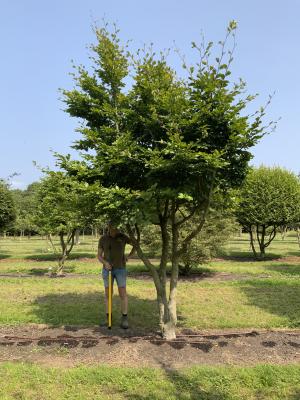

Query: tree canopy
[[11, 182, 40, 236], [236, 166, 300, 258], [35, 172, 86, 275], [58, 22, 273, 338]]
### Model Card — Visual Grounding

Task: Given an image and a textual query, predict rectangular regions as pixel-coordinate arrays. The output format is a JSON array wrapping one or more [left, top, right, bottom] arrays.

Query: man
[[97, 223, 135, 329]]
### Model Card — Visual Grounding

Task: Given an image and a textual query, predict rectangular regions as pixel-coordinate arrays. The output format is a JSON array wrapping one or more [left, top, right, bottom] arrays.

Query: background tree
[[236, 166, 300, 259], [11, 182, 40, 237], [0, 180, 16, 234], [35, 172, 86, 276], [178, 207, 239, 275], [59, 23, 273, 338]]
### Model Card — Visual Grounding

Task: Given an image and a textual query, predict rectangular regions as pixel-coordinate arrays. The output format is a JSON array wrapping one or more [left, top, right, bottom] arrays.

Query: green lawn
[[1, 231, 300, 260], [0, 277, 299, 329], [1, 234, 300, 278], [221, 231, 300, 258], [0, 234, 299, 399], [0, 234, 300, 329], [0, 363, 299, 400]]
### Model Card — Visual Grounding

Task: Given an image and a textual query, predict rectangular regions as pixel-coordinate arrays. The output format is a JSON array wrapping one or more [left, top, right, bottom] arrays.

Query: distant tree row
[[2, 165, 300, 268]]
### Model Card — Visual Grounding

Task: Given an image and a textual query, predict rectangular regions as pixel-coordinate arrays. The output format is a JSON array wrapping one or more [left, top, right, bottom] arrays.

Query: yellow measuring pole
[[108, 270, 112, 329]]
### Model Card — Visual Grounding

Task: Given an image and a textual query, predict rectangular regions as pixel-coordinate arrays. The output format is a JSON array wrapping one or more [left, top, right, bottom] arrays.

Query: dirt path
[[0, 325, 299, 368], [0, 272, 272, 281]]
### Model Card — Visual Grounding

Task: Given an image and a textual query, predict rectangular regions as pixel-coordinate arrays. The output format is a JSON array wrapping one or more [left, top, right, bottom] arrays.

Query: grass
[[221, 231, 300, 259], [0, 235, 99, 259], [1, 234, 300, 278], [0, 233, 300, 399], [0, 363, 299, 400], [0, 234, 300, 330], [0, 277, 299, 329]]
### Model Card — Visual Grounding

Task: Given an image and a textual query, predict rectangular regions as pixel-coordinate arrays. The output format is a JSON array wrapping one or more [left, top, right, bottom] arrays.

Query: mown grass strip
[[0, 363, 299, 400], [0, 277, 299, 329]]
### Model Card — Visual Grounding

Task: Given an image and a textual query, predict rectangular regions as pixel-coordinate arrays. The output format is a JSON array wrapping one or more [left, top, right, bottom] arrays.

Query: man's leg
[[118, 287, 128, 315], [115, 269, 128, 329]]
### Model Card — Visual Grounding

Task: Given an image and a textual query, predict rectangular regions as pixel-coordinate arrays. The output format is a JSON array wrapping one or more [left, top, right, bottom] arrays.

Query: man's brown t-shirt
[[98, 233, 130, 269]]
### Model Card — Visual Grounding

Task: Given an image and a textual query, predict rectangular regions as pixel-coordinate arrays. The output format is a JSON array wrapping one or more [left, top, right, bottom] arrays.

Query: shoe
[[120, 315, 129, 329], [99, 314, 112, 328]]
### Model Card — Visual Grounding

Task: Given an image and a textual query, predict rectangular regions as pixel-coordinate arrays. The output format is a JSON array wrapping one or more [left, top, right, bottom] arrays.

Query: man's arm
[[124, 234, 136, 261], [97, 241, 112, 270]]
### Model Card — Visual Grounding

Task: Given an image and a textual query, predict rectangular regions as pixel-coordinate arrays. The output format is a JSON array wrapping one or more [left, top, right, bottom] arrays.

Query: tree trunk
[[296, 228, 300, 248], [167, 200, 179, 335], [126, 184, 214, 340], [157, 285, 176, 340], [280, 225, 287, 240], [249, 226, 257, 258], [256, 224, 276, 259], [57, 254, 67, 276], [259, 245, 265, 259], [127, 215, 177, 340], [56, 230, 76, 276], [75, 228, 80, 245], [257, 224, 266, 259]]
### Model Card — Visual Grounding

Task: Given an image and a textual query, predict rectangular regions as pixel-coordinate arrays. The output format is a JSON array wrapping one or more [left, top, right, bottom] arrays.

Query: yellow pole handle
[[108, 270, 112, 329]]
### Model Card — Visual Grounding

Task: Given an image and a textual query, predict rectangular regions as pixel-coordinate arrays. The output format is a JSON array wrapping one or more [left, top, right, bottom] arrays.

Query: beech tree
[[35, 172, 85, 275], [236, 166, 300, 259], [11, 182, 40, 237], [59, 22, 273, 338]]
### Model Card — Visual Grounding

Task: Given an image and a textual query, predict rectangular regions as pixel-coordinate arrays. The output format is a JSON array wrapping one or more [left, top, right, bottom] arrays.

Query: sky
[[1, 0, 299, 189]]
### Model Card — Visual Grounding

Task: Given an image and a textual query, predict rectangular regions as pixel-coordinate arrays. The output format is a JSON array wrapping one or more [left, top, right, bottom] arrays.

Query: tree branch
[[264, 225, 277, 248], [176, 170, 216, 256], [175, 206, 197, 227], [66, 229, 76, 256], [126, 223, 162, 293]]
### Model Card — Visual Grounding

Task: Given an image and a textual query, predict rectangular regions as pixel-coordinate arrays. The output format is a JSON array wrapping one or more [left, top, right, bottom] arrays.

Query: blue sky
[[1, 0, 299, 188]]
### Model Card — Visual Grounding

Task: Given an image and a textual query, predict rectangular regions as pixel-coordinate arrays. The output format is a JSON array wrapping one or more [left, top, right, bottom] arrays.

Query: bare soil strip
[[0, 326, 299, 368], [0, 272, 272, 281]]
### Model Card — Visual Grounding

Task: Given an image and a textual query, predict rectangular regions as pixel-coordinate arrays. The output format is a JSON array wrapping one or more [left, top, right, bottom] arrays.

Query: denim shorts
[[102, 268, 127, 288]]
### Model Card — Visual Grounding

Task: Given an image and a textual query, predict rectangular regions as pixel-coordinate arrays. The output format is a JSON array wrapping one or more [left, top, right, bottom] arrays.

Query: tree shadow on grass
[[291, 389, 300, 399], [119, 362, 228, 400], [284, 251, 300, 257], [32, 291, 186, 335], [0, 253, 10, 260], [217, 251, 282, 262], [264, 263, 300, 277], [128, 266, 217, 282], [241, 281, 300, 327], [119, 362, 300, 400], [24, 252, 96, 262]]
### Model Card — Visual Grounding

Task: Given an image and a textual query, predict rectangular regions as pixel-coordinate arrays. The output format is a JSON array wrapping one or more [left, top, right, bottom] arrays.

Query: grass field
[[0, 233, 299, 399], [0, 363, 299, 400]]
